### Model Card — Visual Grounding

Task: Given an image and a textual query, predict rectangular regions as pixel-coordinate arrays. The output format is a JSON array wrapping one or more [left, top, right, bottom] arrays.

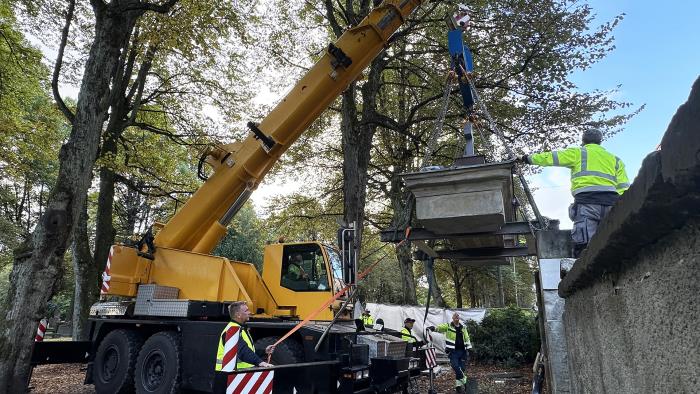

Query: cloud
[[528, 168, 573, 229]]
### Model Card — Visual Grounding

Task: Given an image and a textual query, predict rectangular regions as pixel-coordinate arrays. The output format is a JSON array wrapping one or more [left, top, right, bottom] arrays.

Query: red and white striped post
[[226, 370, 274, 394], [221, 325, 240, 372], [100, 247, 113, 295], [35, 318, 48, 342], [424, 329, 438, 369], [220, 325, 274, 393]]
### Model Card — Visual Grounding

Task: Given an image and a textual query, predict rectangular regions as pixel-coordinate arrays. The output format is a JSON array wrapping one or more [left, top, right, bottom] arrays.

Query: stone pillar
[[536, 229, 573, 393]]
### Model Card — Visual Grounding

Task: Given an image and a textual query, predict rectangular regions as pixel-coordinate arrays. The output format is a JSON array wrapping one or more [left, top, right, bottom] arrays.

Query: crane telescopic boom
[[152, 0, 424, 254]]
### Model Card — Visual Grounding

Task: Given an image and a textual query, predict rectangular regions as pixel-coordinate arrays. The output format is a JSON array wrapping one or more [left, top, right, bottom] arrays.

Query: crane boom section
[[152, 0, 423, 253]]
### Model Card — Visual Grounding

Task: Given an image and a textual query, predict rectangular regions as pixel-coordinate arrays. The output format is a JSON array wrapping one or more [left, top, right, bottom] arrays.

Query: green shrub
[[466, 306, 539, 366]]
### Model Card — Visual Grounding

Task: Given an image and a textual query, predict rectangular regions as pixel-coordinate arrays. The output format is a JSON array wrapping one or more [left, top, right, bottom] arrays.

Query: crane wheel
[[134, 331, 182, 394], [93, 329, 144, 394], [254, 336, 304, 364]]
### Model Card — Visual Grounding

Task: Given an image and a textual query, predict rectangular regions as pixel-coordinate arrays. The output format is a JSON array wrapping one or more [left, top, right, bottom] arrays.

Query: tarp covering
[[364, 303, 487, 353]]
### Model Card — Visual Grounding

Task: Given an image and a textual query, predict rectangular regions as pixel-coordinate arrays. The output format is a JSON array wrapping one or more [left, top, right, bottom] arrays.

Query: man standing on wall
[[519, 129, 630, 256], [430, 313, 473, 393]]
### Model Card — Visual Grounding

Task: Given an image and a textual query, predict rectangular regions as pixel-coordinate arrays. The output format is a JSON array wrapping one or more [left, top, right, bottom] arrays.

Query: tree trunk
[[453, 269, 463, 308], [121, 182, 143, 236], [340, 84, 365, 254], [341, 56, 386, 264], [71, 201, 98, 340], [395, 242, 416, 304], [0, 4, 144, 390], [424, 259, 447, 307], [93, 155, 116, 276], [468, 275, 478, 307], [497, 266, 505, 307]]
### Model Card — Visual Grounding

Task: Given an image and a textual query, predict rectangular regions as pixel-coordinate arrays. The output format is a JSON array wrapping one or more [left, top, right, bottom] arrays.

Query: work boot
[[455, 385, 465, 394]]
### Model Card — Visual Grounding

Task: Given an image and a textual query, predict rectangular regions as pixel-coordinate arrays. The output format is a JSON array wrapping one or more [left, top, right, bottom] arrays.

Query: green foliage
[[466, 306, 540, 366], [213, 202, 269, 270], [430, 258, 537, 308], [0, 265, 10, 308], [356, 233, 405, 304], [263, 192, 343, 244], [0, 0, 67, 268]]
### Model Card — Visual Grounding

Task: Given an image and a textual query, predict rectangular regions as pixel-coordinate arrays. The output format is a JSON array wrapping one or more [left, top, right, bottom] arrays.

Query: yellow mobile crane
[[102, 0, 422, 321], [32, 2, 426, 393]]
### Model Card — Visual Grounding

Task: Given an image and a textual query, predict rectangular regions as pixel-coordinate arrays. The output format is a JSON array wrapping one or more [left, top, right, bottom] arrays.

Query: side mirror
[[337, 225, 357, 284]]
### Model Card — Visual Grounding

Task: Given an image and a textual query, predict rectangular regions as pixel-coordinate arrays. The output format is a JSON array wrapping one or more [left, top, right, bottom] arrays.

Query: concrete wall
[[558, 77, 700, 393], [563, 218, 700, 393]]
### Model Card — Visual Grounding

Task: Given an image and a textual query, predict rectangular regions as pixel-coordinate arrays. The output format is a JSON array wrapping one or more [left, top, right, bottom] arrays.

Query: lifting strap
[[464, 72, 547, 229], [422, 71, 455, 167]]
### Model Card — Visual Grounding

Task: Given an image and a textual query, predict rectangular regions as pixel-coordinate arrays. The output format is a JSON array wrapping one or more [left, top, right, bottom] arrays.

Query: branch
[[128, 44, 158, 125], [122, 28, 141, 102], [138, 0, 179, 14], [52, 0, 76, 125], [323, 0, 344, 38], [113, 173, 191, 202]]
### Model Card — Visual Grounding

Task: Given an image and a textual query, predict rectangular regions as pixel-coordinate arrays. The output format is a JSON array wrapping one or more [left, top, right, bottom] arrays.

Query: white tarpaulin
[[364, 303, 487, 353]]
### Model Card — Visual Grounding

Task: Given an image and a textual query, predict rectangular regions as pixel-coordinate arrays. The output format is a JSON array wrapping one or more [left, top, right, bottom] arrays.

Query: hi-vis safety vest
[[436, 322, 471, 351], [362, 315, 374, 326], [215, 321, 256, 371], [527, 144, 630, 196], [401, 327, 416, 343]]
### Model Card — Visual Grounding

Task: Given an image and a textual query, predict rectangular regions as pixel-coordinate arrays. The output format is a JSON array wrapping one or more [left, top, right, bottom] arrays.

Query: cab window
[[325, 246, 345, 293], [281, 244, 330, 292]]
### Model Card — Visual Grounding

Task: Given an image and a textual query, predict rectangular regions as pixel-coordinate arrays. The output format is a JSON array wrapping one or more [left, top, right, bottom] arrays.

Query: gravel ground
[[30, 361, 532, 393], [414, 361, 533, 394], [29, 364, 94, 394]]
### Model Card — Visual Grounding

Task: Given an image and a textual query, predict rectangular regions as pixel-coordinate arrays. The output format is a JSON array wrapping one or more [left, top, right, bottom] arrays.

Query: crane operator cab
[[281, 247, 331, 291], [261, 241, 348, 320]]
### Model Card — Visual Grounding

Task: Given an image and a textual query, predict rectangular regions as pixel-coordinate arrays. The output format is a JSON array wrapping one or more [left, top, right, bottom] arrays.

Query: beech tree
[[16, 0, 253, 339], [0, 1, 181, 391]]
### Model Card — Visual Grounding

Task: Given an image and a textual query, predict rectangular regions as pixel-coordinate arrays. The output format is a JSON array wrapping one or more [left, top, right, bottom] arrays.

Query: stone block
[[403, 162, 515, 234]]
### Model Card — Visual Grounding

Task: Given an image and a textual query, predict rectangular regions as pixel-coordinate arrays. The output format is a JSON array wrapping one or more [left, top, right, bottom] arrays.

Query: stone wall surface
[[559, 76, 700, 393], [563, 218, 699, 393]]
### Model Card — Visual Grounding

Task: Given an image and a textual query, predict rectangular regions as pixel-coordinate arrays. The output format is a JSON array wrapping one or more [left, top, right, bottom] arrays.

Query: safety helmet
[[582, 128, 603, 145]]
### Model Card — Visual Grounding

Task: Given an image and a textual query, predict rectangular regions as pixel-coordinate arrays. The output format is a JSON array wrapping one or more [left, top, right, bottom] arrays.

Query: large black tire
[[134, 331, 182, 394], [254, 336, 304, 364], [93, 329, 143, 394], [255, 336, 306, 393]]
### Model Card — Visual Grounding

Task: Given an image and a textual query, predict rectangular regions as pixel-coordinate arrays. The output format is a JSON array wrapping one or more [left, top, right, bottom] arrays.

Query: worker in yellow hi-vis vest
[[429, 313, 472, 393], [361, 310, 374, 328], [519, 129, 630, 256], [214, 302, 273, 391], [400, 318, 416, 344]]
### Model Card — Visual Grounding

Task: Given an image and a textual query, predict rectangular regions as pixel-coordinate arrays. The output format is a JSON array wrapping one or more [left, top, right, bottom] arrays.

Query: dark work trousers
[[569, 203, 613, 255], [448, 349, 469, 382]]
